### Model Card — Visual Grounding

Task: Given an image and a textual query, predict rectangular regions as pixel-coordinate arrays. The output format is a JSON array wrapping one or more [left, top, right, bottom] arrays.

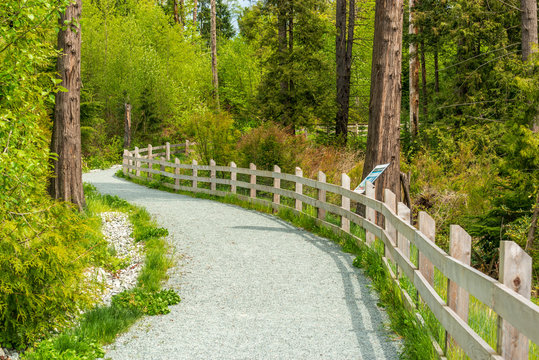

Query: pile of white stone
[[86, 211, 145, 306]]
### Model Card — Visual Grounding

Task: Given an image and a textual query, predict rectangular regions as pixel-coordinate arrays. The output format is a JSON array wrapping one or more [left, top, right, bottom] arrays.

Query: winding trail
[[84, 168, 401, 360]]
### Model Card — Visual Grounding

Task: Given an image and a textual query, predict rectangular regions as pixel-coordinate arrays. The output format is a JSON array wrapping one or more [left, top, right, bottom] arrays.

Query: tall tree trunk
[[362, 0, 403, 203], [193, 0, 198, 24], [278, 0, 289, 127], [210, 0, 219, 108], [434, 42, 439, 93], [288, 9, 295, 135], [124, 103, 131, 149], [173, 0, 180, 24], [520, 0, 538, 62], [420, 40, 428, 120], [520, 0, 538, 132], [49, 0, 85, 211], [335, 0, 355, 143], [180, 0, 185, 26], [409, 0, 419, 137]]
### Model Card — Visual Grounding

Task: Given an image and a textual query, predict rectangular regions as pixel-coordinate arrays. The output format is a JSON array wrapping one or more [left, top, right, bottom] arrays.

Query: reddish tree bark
[[362, 0, 404, 203], [49, 0, 85, 211]]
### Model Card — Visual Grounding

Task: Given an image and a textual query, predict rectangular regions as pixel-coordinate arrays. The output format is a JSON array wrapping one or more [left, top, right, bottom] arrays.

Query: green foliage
[[0, 2, 98, 348], [81, 0, 211, 150], [133, 226, 169, 243], [236, 123, 306, 172], [22, 335, 104, 360], [239, 1, 335, 129], [185, 109, 240, 165], [219, 36, 262, 127], [112, 289, 181, 316]]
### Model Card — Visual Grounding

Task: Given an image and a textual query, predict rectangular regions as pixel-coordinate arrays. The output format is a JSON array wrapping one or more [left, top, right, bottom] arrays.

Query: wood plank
[[384, 189, 397, 264], [418, 211, 435, 286], [365, 181, 376, 247], [192, 159, 198, 189], [250, 163, 256, 198], [210, 160, 216, 191], [230, 162, 237, 194], [317, 171, 326, 220], [166, 142, 170, 161], [174, 158, 180, 188], [273, 165, 281, 205], [295, 167, 303, 211], [497, 241, 532, 360], [341, 173, 350, 233], [397, 202, 411, 278], [447, 225, 472, 351]]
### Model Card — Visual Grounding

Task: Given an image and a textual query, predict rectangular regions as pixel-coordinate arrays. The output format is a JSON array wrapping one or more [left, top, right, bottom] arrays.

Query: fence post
[[384, 189, 397, 263], [317, 171, 326, 220], [250, 163, 256, 198], [210, 159, 216, 192], [230, 162, 237, 194], [273, 165, 281, 206], [128, 150, 133, 172], [135, 147, 140, 177], [174, 158, 180, 189], [166, 142, 170, 161], [446, 224, 472, 351], [365, 181, 376, 246], [122, 150, 128, 175], [397, 202, 411, 277], [341, 173, 350, 233], [497, 241, 532, 360], [185, 139, 190, 154], [295, 167, 303, 212], [418, 211, 435, 287], [160, 156, 165, 173], [147, 144, 153, 179], [192, 159, 198, 190]]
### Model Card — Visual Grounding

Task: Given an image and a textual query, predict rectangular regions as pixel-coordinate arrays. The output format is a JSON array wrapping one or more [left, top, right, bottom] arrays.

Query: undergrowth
[[21, 184, 178, 359]]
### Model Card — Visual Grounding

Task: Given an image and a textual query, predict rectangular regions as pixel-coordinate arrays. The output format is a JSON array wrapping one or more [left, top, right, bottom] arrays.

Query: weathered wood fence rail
[[122, 143, 538, 360]]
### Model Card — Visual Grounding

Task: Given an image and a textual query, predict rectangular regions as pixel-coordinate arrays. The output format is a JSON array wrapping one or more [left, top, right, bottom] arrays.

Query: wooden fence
[[122, 143, 538, 360]]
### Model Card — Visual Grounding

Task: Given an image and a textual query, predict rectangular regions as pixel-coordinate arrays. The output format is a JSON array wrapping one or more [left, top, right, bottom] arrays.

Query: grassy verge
[[117, 170, 437, 359], [21, 184, 178, 360]]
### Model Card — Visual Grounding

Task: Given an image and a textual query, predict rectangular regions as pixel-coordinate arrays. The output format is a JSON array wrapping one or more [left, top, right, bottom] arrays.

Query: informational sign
[[353, 163, 390, 194]]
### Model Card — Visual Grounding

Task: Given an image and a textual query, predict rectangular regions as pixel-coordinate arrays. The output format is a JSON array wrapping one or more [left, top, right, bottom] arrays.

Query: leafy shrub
[[236, 123, 307, 173], [0, 203, 98, 349], [185, 108, 240, 165], [112, 289, 181, 315]]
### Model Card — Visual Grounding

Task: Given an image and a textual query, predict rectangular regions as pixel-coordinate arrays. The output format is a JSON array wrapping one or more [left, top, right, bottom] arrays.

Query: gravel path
[[84, 168, 401, 360]]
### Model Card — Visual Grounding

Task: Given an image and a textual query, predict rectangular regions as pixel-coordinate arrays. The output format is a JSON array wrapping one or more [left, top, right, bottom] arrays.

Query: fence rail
[[122, 143, 538, 360]]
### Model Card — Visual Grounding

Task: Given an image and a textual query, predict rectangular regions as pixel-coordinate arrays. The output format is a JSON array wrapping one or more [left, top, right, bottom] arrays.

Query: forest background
[[0, 0, 538, 351]]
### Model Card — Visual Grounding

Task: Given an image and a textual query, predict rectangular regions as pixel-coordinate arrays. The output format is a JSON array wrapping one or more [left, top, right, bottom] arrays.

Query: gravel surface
[[86, 212, 144, 306], [83, 168, 401, 360]]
